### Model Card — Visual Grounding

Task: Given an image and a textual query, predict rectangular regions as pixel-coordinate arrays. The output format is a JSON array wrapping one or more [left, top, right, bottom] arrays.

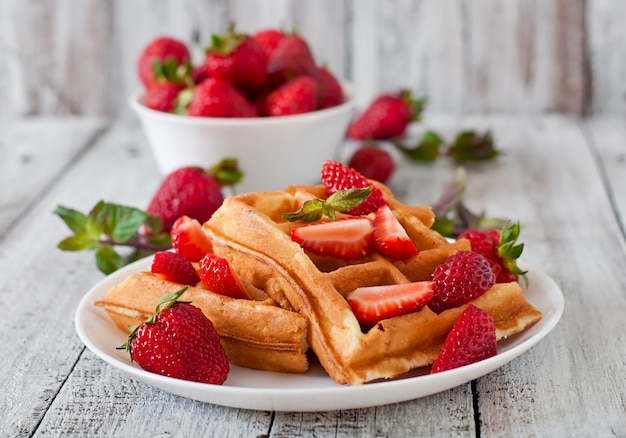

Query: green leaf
[[393, 130, 443, 161], [210, 158, 244, 187], [57, 235, 98, 251], [110, 206, 151, 242], [282, 187, 372, 222], [447, 130, 499, 162], [53, 205, 88, 235], [95, 245, 125, 275]]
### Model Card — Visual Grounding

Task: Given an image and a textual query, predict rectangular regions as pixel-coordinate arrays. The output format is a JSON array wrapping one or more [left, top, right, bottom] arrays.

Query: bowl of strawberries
[[131, 26, 356, 193]]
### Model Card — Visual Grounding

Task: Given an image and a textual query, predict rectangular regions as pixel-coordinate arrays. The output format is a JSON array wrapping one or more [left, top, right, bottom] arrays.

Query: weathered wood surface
[[1, 115, 625, 436], [2, 0, 626, 119]]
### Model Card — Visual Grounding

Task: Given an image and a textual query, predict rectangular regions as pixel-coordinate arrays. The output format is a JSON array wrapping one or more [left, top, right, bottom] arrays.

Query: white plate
[[75, 257, 564, 412]]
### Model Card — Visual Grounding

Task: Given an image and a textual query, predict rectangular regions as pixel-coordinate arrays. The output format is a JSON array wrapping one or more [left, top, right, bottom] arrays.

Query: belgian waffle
[[95, 271, 310, 373], [204, 183, 543, 385]]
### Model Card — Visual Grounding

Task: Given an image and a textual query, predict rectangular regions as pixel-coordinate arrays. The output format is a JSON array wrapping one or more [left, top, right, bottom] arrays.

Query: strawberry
[[151, 251, 200, 286], [120, 287, 230, 384], [347, 281, 434, 326], [198, 253, 248, 299], [146, 166, 224, 232], [144, 82, 185, 112], [373, 204, 418, 259], [347, 144, 396, 183], [430, 304, 497, 373], [191, 64, 210, 84], [316, 66, 343, 109], [137, 36, 191, 88], [205, 27, 268, 97], [262, 76, 317, 116], [458, 222, 528, 284], [267, 33, 318, 87], [429, 251, 495, 313], [320, 160, 386, 216], [290, 217, 374, 260], [171, 215, 213, 262], [187, 78, 257, 118], [347, 90, 425, 140], [252, 28, 286, 58]]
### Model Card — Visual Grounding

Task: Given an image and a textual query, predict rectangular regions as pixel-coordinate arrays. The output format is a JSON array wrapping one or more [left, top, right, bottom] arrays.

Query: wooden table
[[2, 114, 624, 437]]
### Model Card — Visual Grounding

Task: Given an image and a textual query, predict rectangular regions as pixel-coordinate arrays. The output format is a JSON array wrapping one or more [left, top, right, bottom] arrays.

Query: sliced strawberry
[[198, 253, 248, 299], [430, 304, 497, 373], [151, 251, 200, 286], [373, 204, 418, 259], [290, 217, 374, 259], [171, 215, 213, 262], [347, 281, 434, 326]]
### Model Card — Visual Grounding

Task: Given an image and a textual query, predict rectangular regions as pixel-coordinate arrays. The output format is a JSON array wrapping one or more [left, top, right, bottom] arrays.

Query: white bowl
[[130, 82, 356, 193]]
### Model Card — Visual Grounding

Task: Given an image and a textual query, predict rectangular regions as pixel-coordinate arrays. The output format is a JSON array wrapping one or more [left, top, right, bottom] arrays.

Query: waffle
[[204, 183, 543, 385], [95, 271, 310, 373]]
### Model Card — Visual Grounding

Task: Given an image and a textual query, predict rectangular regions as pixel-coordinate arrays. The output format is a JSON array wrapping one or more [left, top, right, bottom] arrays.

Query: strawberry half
[[198, 253, 248, 299], [373, 204, 418, 259], [320, 160, 386, 216], [430, 304, 497, 373], [151, 251, 200, 286], [290, 217, 374, 260], [347, 281, 434, 326], [171, 215, 213, 262]]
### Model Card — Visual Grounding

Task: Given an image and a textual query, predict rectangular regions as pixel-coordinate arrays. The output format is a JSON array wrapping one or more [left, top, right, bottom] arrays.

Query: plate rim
[[75, 256, 564, 411]]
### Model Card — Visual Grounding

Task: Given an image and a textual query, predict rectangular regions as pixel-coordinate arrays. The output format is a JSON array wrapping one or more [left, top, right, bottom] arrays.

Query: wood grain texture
[[2, 0, 621, 118]]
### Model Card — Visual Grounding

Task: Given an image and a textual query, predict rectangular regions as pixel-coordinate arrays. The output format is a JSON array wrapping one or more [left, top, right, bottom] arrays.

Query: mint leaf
[[282, 187, 372, 222], [96, 245, 124, 275]]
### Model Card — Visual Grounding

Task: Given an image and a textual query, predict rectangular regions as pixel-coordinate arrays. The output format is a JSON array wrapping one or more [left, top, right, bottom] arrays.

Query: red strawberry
[[373, 204, 418, 259], [137, 36, 191, 88], [347, 281, 434, 326], [262, 76, 317, 116], [120, 288, 230, 384], [347, 144, 396, 183], [320, 160, 386, 216], [205, 28, 268, 97], [151, 251, 200, 286], [146, 166, 224, 232], [252, 28, 286, 58], [187, 78, 257, 118], [347, 90, 424, 140], [316, 66, 343, 109], [171, 215, 213, 262], [144, 82, 185, 112], [429, 251, 495, 313], [267, 33, 318, 87], [198, 253, 248, 299], [290, 217, 374, 260], [191, 64, 210, 84], [430, 304, 497, 373], [458, 223, 528, 284]]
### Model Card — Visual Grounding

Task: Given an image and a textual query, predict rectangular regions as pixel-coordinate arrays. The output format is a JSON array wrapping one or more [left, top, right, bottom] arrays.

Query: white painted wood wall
[[1, 0, 624, 119]]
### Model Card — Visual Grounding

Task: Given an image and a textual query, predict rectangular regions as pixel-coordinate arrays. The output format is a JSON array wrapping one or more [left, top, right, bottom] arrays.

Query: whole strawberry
[[267, 33, 318, 87], [120, 288, 230, 384], [316, 66, 343, 109], [262, 76, 317, 116], [144, 82, 185, 112], [146, 166, 225, 232], [137, 36, 191, 88], [320, 160, 386, 216], [347, 144, 396, 183], [429, 250, 495, 313], [458, 222, 528, 284], [187, 78, 257, 118], [347, 90, 425, 140], [252, 28, 286, 58], [430, 304, 497, 373], [205, 27, 268, 97]]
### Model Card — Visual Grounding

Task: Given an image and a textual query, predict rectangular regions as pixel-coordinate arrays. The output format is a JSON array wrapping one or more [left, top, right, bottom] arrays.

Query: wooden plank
[[583, 116, 626, 235], [0, 117, 105, 235]]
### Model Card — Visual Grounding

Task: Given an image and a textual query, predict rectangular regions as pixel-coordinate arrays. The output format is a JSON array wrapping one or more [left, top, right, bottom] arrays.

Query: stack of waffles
[[96, 181, 542, 385]]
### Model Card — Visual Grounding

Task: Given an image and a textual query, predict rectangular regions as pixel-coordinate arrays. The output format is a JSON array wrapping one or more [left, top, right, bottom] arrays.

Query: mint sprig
[[394, 129, 499, 163], [55, 201, 171, 275], [282, 187, 372, 222]]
